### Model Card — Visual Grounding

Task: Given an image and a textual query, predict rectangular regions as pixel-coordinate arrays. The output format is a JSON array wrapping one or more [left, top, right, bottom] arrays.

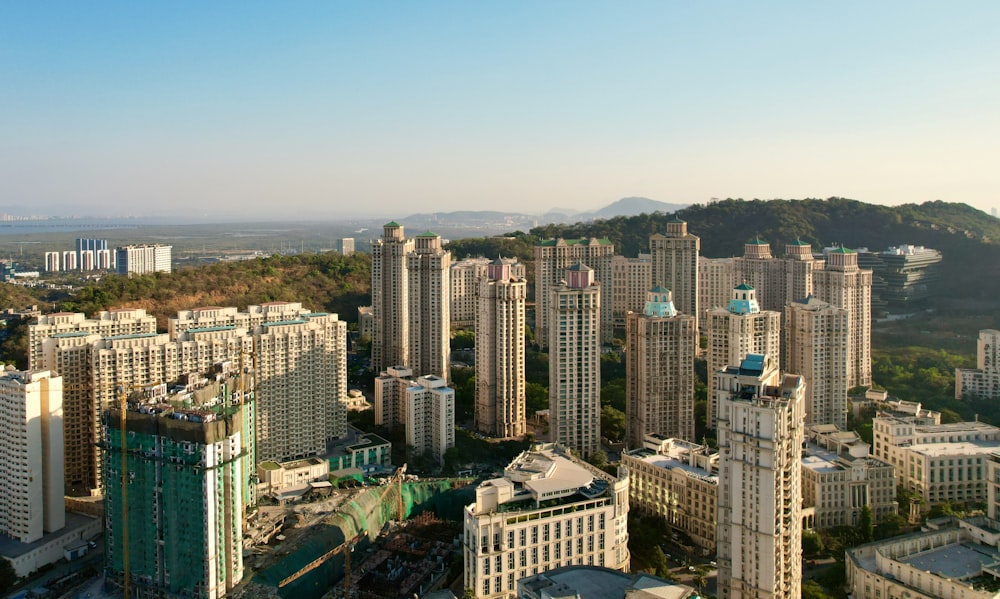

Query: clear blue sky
[[2, 2, 998, 219]]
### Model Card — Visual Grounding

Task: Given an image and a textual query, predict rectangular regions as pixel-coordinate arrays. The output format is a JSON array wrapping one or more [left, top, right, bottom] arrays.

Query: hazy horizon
[[3, 2, 999, 219]]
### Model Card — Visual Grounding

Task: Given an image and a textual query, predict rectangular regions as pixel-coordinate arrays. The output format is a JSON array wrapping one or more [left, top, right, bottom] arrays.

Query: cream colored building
[[705, 284, 781, 429], [463, 444, 630, 598], [801, 424, 896, 530], [115, 243, 171, 275], [698, 256, 737, 323], [784, 296, 849, 428], [622, 435, 718, 552], [956, 329, 1000, 400], [873, 416, 1000, 508], [452, 257, 525, 329], [534, 238, 614, 348], [475, 259, 527, 438], [611, 254, 651, 331], [404, 375, 455, 464], [716, 355, 805, 599], [374, 366, 414, 431], [549, 264, 602, 458], [650, 219, 699, 330], [30, 308, 158, 370], [257, 457, 329, 496], [847, 517, 1000, 599], [625, 287, 697, 446], [814, 247, 873, 388], [0, 369, 64, 543]]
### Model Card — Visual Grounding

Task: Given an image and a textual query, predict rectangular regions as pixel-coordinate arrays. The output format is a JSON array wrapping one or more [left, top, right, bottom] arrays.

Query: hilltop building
[[625, 287, 697, 445], [549, 264, 602, 457], [475, 258, 527, 438], [534, 238, 614, 348], [857, 244, 942, 313], [716, 354, 805, 599], [956, 329, 1000, 400], [463, 444, 630, 598]]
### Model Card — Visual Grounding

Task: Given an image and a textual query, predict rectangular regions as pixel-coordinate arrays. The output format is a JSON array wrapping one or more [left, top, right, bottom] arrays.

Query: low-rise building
[[801, 424, 896, 530], [847, 517, 1000, 599], [463, 444, 630, 599], [621, 435, 718, 552], [327, 426, 392, 475], [518, 565, 695, 599]]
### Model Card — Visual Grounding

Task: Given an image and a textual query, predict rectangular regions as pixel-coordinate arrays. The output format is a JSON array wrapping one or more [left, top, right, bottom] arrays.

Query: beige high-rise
[[785, 296, 849, 428], [813, 248, 872, 388], [611, 254, 651, 331], [649, 218, 699, 329], [716, 355, 805, 599], [475, 259, 527, 438], [625, 287, 697, 446], [534, 238, 614, 348]]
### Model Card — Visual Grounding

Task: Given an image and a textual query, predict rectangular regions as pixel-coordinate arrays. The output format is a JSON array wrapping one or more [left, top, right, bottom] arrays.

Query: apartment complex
[[103, 378, 252, 599], [338, 237, 355, 256], [463, 444, 630, 598], [649, 218, 699, 329], [116, 243, 172, 275], [873, 415, 1000, 507], [549, 264, 602, 458], [0, 369, 64, 543], [813, 247, 873, 388], [622, 435, 718, 553], [451, 257, 525, 328], [611, 254, 651, 330], [705, 284, 781, 429], [698, 256, 737, 322], [534, 238, 614, 348], [801, 424, 896, 530], [716, 354, 805, 599], [784, 296, 849, 428], [475, 259, 527, 438], [370, 222, 451, 380], [625, 287, 697, 446], [733, 239, 817, 314], [374, 366, 414, 432], [404, 375, 456, 464], [956, 329, 1000, 400]]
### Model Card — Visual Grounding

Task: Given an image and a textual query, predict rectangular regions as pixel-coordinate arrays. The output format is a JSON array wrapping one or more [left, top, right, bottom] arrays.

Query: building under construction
[[102, 373, 255, 599]]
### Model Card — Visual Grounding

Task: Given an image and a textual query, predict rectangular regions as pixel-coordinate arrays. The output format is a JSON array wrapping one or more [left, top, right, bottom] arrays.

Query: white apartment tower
[[716, 354, 805, 599], [115, 243, 172, 275], [649, 218, 700, 329], [705, 285, 781, 429], [813, 247, 873, 388], [784, 296, 849, 428], [374, 366, 414, 431], [625, 287, 697, 447], [404, 375, 456, 464], [0, 369, 64, 544], [475, 259, 527, 438], [534, 238, 614, 348], [549, 264, 602, 458], [44, 252, 60, 272], [955, 329, 1000, 400]]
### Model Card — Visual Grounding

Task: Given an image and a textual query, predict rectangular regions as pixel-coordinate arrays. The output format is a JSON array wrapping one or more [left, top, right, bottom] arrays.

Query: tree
[[802, 579, 835, 599], [587, 449, 608, 469], [802, 530, 825, 557], [601, 405, 626, 442], [462, 588, 476, 599], [0, 557, 15, 593], [858, 505, 874, 543]]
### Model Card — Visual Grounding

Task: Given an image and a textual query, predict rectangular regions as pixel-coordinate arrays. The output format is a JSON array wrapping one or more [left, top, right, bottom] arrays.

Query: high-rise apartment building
[[649, 218, 699, 329], [716, 354, 805, 599], [625, 287, 697, 446], [705, 285, 781, 429], [404, 375, 455, 464], [784, 296, 849, 428], [451, 257, 525, 328], [475, 259, 527, 438], [44, 251, 60, 272], [115, 243, 172, 275], [370, 222, 451, 380], [736, 240, 817, 314], [698, 256, 737, 321], [611, 254, 651, 331], [76, 238, 108, 270], [463, 443, 630, 598], [103, 377, 251, 598], [534, 238, 614, 348], [956, 329, 1000, 400], [61, 250, 77, 271], [0, 369, 64, 543], [338, 237, 355, 256], [374, 366, 415, 431], [813, 247, 873, 388], [549, 264, 602, 458]]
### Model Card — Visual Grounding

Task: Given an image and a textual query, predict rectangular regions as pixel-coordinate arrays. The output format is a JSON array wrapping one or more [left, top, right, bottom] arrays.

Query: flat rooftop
[[909, 440, 1000, 458], [625, 449, 717, 483], [900, 542, 1000, 580], [0, 512, 99, 558]]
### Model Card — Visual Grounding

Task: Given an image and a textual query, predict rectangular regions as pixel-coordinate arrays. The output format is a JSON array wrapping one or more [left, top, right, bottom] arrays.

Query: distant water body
[[0, 221, 142, 235]]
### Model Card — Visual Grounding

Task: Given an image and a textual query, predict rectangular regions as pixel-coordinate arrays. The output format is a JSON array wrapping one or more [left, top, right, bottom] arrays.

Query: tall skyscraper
[[705, 285, 781, 429], [700, 240, 818, 318], [370, 222, 451, 380], [549, 264, 602, 457], [534, 238, 614, 348], [475, 258, 527, 438], [451, 257, 526, 328], [813, 247, 873, 388], [103, 376, 251, 598], [611, 254, 651, 331], [0, 369, 64, 543], [44, 251, 60, 272], [625, 287, 697, 446], [784, 296, 849, 428], [649, 218, 700, 329], [716, 354, 805, 599]]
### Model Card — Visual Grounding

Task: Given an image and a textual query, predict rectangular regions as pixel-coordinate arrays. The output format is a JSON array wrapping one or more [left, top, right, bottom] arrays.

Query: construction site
[[234, 470, 475, 599]]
